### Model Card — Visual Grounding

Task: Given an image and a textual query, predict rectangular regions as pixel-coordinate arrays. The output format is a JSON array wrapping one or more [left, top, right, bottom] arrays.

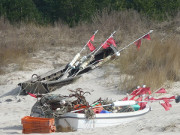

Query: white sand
[[0, 50, 180, 135]]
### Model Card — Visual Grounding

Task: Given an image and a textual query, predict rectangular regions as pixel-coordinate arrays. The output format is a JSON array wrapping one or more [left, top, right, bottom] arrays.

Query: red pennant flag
[[107, 37, 117, 47], [143, 34, 151, 40], [136, 96, 143, 101], [27, 92, 37, 98], [136, 87, 151, 96], [87, 41, 96, 52], [156, 96, 175, 101], [130, 88, 142, 96], [155, 88, 167, 93], [129, 95, 136, 100], [148, 97, 156, 101], [122, 96, 128, 101], [160, 100, 172, 111], [102, 37, 117, 49], [134, 39, 141, 49], [140, 102, 147, 110], [90, 35, 95, 42], [102, 42, 109, 49], [144, 96, 149, 101], [165, 100, 172, 108], [161, 102, 170, 111]]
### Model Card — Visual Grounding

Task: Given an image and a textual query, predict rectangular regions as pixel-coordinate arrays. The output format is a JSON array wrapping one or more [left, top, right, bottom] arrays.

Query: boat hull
[[55, 105, 151, 131]]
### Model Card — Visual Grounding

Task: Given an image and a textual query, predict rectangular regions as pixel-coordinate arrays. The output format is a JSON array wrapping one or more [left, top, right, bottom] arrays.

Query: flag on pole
[[161, 102, 170, 111], [102, 42, 109, 49], [134, 39, 141, 49], [134, 33, 151, 49], [130, 88, 142, 96], [129, 95, 136, 100], [90, 35, 95, 42], [143, 34, 151, 40], [102, 37, 117, 49], [122, 96, 128, 101], [107, 37, 117, 47], [156, 96, 175, 101], [87, 41, 96, 52], [155, 88, 167, 93], [160, 100, 172, 111], [27, 92, 37, 98], [131, 87, 151, 96]]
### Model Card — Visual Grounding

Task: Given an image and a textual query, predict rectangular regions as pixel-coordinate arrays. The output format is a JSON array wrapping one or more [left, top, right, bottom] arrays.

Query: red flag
[[165, 100, 172, 108], [102, 42, 109, 49], [144, 96, 149, 101], [102, 37, 117, 49], [155, 88, 167, 93], [129, 95, 136, 100], [27, 92, 37, 98], [107, 37, 117, 47], [136, 87, 151, 96], [90, 35, 95, 42], [143, 34, 151, 40], [130, 88, 142, 96], [87, 41, 96, 52], [156, 96, 175, 101], [122, 96, 128, 101], [134, 39, 141, 49], [136, 96, 143, 101], [148, 97, 156, 101], [160, 100, 172, 111], [161, 102, 170, 111], [140, 102, 147, 110]]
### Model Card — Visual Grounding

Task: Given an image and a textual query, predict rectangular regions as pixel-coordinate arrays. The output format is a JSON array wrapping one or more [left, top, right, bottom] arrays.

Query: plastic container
[[21, 116, 56, 134], [74, 104, 87, 113], [92, 103, 103, 113], [100, 110, 112, 113], [131, 104, 140, 111]]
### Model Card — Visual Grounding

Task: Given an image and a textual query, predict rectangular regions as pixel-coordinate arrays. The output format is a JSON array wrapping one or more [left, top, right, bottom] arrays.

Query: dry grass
[[115, 34, 180, 91], [0, 10, 179, 92]]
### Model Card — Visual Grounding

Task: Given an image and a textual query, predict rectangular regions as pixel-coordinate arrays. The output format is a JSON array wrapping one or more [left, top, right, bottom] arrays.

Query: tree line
[[0, 0, 179, 26]]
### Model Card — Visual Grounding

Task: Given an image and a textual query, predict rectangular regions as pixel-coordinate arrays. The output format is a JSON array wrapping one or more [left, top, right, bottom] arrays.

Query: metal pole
[[79, 30, 98, 54], [92, 31, 116, 55], [118, 30, 153, 53]]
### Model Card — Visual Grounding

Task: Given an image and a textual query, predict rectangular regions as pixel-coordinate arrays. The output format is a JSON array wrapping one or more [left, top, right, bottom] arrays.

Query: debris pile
[[30, 86, 180, 120], [30, 88, 137, 119]]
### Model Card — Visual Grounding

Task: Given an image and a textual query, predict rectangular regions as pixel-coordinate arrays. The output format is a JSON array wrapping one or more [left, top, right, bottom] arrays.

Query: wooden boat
[[18, 65, 81, 95], [18, 46, 117, 95], [55, 104, 151, 131]]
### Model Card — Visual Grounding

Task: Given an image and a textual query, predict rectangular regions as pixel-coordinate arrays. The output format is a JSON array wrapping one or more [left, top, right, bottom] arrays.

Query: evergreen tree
[[1, 0, 41, 23]]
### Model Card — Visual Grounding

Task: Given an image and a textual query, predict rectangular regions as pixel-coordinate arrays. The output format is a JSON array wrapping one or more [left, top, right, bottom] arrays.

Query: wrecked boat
[[18, 30, 154, 95], [55, 104, 150, 131], [18, 30, 119, 95]]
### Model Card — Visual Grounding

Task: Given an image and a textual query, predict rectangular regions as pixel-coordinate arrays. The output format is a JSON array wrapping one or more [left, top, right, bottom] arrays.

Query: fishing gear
[[59, 30, 98, 79], [69, 31, 117, 77], [118, 30, 153, 53], [69, 30, 98, 68], [86, 30, 154, 70]]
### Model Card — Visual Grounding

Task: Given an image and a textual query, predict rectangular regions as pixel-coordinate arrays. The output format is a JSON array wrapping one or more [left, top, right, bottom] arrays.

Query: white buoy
[[116, 52, 120, 56], [112, 100, 137, 106], [69, 53, 80, 67]]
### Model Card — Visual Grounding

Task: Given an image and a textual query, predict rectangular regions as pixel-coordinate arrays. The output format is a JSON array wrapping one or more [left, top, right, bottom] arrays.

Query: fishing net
[[30, 88, 135, 119]]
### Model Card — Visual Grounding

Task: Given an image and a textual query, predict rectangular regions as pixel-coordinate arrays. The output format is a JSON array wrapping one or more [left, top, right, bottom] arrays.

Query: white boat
[[55, 104, 151, 131]]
